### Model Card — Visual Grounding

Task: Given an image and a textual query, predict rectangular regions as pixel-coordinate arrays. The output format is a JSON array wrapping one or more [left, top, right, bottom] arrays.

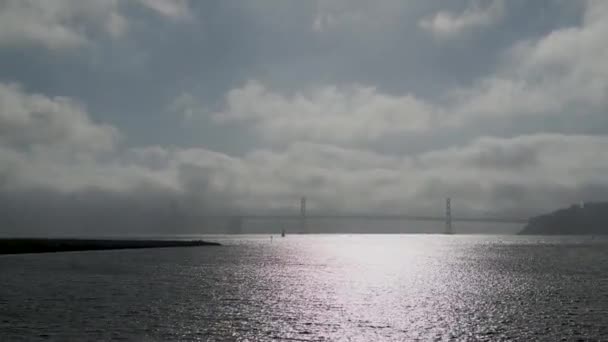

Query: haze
[[1, 0, 607, 235]]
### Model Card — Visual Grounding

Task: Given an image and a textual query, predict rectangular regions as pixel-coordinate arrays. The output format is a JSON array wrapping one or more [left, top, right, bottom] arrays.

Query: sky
[[0, 0, 607, 235]]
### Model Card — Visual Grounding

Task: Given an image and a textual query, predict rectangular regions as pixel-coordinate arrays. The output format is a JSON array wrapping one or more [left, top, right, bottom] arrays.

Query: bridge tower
[[300, 196, 307, 233], [445, 198, 453, 234]]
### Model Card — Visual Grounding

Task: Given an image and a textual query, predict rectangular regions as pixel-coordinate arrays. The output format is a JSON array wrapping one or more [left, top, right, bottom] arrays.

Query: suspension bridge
[[216, 197, 529, 234]]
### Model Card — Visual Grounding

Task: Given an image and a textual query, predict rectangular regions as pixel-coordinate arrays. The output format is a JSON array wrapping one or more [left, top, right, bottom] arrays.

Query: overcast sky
[[1, 0, 607, 234]]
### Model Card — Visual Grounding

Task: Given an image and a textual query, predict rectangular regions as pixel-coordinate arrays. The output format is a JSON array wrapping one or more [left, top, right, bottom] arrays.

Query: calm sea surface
[[1, 234, 608, 341]]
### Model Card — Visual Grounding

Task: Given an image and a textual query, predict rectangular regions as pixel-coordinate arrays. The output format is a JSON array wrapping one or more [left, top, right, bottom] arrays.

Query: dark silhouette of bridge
[[217, 197, 529, 234], [226, 213, 526, 224]]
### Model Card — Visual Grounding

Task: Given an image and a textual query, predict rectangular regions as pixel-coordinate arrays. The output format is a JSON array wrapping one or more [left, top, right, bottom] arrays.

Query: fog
[[1, 1, 608, 236]]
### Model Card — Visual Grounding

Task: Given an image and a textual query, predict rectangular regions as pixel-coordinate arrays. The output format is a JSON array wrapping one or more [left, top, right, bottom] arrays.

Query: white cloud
[[3, 84, 604, 216], [237, 134, 608, 214], [419, 0, 505, 38], [213, 81, 437, 144], [5, 111, 608, 216], [170, 134, 608, 215], [450, 0, 608, 123], [0, 0, 191, 50], [210, 0, 608, 144], [168, 92, 201, 120], [1, 87, 607, 231], [0, 83, 118, 153], [135, 0, 191, 20], [2, 1, 608, 234], [312, 0, 408, 33], [0, 0, 126, 49]]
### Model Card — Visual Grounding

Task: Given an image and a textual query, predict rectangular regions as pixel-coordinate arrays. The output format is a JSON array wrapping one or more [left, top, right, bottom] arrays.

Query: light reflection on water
[[1, 234, 608, 341]]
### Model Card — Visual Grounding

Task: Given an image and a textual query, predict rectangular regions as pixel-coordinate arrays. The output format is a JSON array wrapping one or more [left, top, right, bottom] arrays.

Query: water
[[1, 235, 608, 341]]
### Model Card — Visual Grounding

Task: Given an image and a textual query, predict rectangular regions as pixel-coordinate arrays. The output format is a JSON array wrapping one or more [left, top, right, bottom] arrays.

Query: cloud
[[264, 135, 608, 216], [2, 81, 608, 234], [168, 92, 202, 120], [210, 0, 608, 144], [0, 83, 118, 153], [450, 0, 608, 123], [135, 0, 191, 20], [312, 0, 405, 33], [1, 1, 608, 235], [419, 0, 505, 38], [0, 0, 127, 49], [0, 0, 191, 50], [212, 81, 437, 144]]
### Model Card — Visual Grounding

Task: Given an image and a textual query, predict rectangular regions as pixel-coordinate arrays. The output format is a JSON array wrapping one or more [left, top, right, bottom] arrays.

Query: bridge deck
[[209, 214, 527, 224]]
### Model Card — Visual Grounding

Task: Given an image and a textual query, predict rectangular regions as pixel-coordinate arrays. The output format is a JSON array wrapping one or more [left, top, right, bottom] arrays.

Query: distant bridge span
[[221, 214, 527, 224], [207, 197, 528, 235]]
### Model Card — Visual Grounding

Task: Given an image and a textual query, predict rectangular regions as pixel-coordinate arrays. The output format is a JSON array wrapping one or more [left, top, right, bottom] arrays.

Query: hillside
[[519, 202, 608, 235]]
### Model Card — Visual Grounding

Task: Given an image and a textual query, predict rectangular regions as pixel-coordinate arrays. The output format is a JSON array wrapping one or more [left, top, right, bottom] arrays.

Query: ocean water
[[1, 234, 608, 341]]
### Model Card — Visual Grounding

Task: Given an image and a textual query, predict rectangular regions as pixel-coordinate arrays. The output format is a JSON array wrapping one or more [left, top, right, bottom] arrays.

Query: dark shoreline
[[519, 202, 608, 235], [0, 238, 221, 255]]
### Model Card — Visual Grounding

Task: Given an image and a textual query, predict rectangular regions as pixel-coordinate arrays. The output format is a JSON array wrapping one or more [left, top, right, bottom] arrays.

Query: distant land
[[519, 202, 608, 235], [0, 239, 221, 255]]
